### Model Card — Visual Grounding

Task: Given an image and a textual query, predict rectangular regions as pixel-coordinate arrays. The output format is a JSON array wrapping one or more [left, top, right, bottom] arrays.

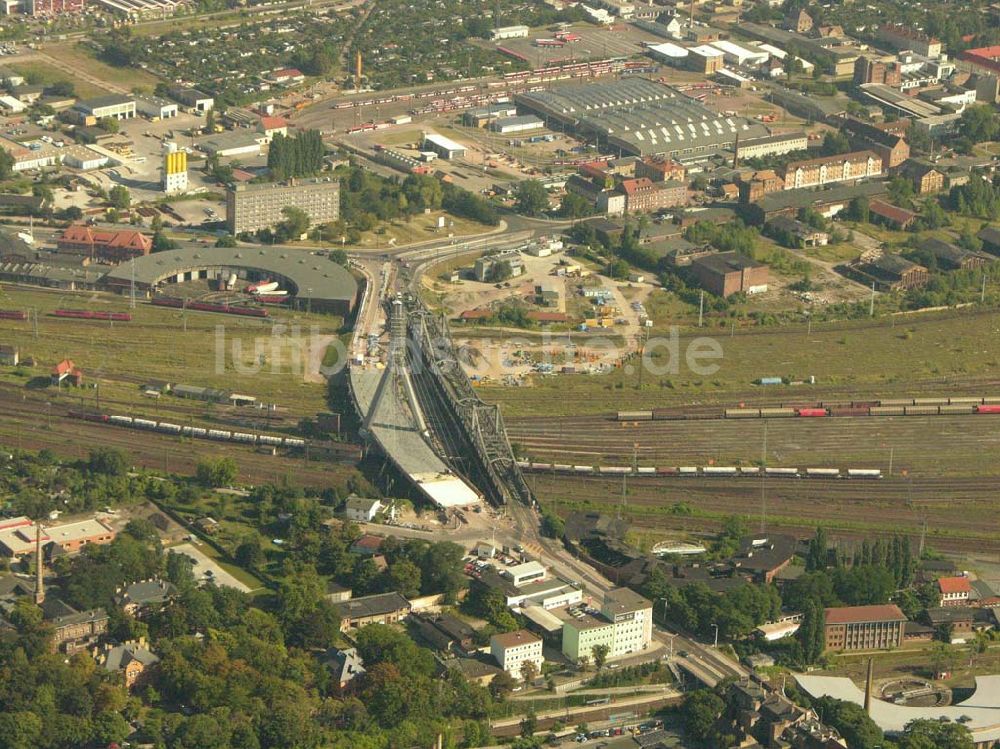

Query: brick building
[[836, 117, 910, 171], [868, 199, 918, 231], [620, 178, 687, 213], [781, 151, 882, 190], [898, 160, 944, 194], [854, 252, 929, 290], [332, 591, 411, 631], [690, 252, 769, 297], [635, 157, 686, 183], [823, 604, 906, 652], [854, 56, 902, 88], [737, 169, 785, 204], [57, 225, 153, 264]]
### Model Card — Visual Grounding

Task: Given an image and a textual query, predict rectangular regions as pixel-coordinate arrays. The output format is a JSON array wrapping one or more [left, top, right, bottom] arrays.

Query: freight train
[[52, 309, 132, 322], [67, 410, 305, 448], [617, 396, 1000, 422], [515, 461, 882, 479], [0, 310, 27, 320], [151, 297, 269, 318]]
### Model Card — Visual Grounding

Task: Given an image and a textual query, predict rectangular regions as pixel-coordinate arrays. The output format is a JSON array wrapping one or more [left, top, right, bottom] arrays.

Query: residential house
[[98, 639, 159, 689], [635, 157, 686, 183], [344, 496, 383, 523], [785, 8, 812, 34], [446, 657, 503, 687], [114, 579, 176, 617], [324, 647, 366, 688], [44, 598, 108, 654], [938, 576, 973, 607], [350, 534, 384, 556]]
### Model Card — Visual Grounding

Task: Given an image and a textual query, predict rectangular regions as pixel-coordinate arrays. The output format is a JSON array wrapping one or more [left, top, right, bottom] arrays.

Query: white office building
[[491, 629, 544, 679]]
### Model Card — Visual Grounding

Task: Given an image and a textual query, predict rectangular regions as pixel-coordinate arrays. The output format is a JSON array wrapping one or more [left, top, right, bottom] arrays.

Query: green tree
[[591, 643, 610, 671], [108, 185, 131, 210], [897, 719, 973, 749], [195, 457, 238, 487], [813, 696, 884, 749], [540, 511, 564, 539], [215, 233, 238, 247], [680, 689, 725, 745], [274, 206, 311, 242], [88, 447, 129, 476], [387, 558, 422, 598], [559, 191, 594, 219], [514, 180, 549, 217]]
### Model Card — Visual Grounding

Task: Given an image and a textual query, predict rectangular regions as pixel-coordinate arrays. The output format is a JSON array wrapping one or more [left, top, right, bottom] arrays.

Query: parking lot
[[476, 23, 664, 67], [167, 541, 253, 592]]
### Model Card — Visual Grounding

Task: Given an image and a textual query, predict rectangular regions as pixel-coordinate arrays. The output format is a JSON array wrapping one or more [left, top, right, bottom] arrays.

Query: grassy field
[[350, 212, 489, 251], [478, 306, 1000, 417], [44, 42, 163, 92], [9, 59, 109, 99], [0, 285, 345, 417]]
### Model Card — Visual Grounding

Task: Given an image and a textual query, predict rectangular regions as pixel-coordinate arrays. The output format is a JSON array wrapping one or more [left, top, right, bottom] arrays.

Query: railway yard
[[0, 284, 366, 492]]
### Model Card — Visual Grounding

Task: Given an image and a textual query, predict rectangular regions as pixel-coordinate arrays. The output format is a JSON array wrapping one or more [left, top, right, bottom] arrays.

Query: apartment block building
[[781, 151, 882, 190], [226, 177, 340, 235], [878, 24, 942, 58], [823, 604, 906, 652]]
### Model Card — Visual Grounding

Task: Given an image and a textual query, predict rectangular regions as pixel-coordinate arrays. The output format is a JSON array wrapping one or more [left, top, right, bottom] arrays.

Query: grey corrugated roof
[[516, 79, 769, 157], [102, 245, 357, 307]]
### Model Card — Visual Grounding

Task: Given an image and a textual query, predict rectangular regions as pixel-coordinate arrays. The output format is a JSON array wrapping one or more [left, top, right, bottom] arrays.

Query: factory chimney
[[34, 523, 44, 605], [864, 657, 874, 715], [355, 51, 363, 91]]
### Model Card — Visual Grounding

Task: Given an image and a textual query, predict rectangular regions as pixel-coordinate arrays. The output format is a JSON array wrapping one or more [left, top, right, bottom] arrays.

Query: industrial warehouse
[[514, 78, 770, 159]]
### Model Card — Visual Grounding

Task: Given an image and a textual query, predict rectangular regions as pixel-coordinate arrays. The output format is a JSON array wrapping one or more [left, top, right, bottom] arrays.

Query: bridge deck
[[352, 364, 480, 508]]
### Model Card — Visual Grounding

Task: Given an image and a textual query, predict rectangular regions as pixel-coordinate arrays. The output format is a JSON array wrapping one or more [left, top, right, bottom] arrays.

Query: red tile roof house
[[257, 116, 289, 142], [57, 225, 153, 264], [51, 359, 83, 386], [350, 534, 384, 556], [268, 68, 306, 85], [938, 576, 973, 607]]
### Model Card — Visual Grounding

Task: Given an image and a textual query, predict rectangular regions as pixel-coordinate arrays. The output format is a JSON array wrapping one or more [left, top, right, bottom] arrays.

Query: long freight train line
[[0, 397, 354, 487], [528, 474, 1000, 554], [507, 414, 1000, 478]]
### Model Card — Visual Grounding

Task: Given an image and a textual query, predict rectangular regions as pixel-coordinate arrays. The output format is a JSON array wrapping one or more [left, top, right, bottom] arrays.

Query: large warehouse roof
[[102, 245, 357, 309], [515, 78, 769, 157]]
